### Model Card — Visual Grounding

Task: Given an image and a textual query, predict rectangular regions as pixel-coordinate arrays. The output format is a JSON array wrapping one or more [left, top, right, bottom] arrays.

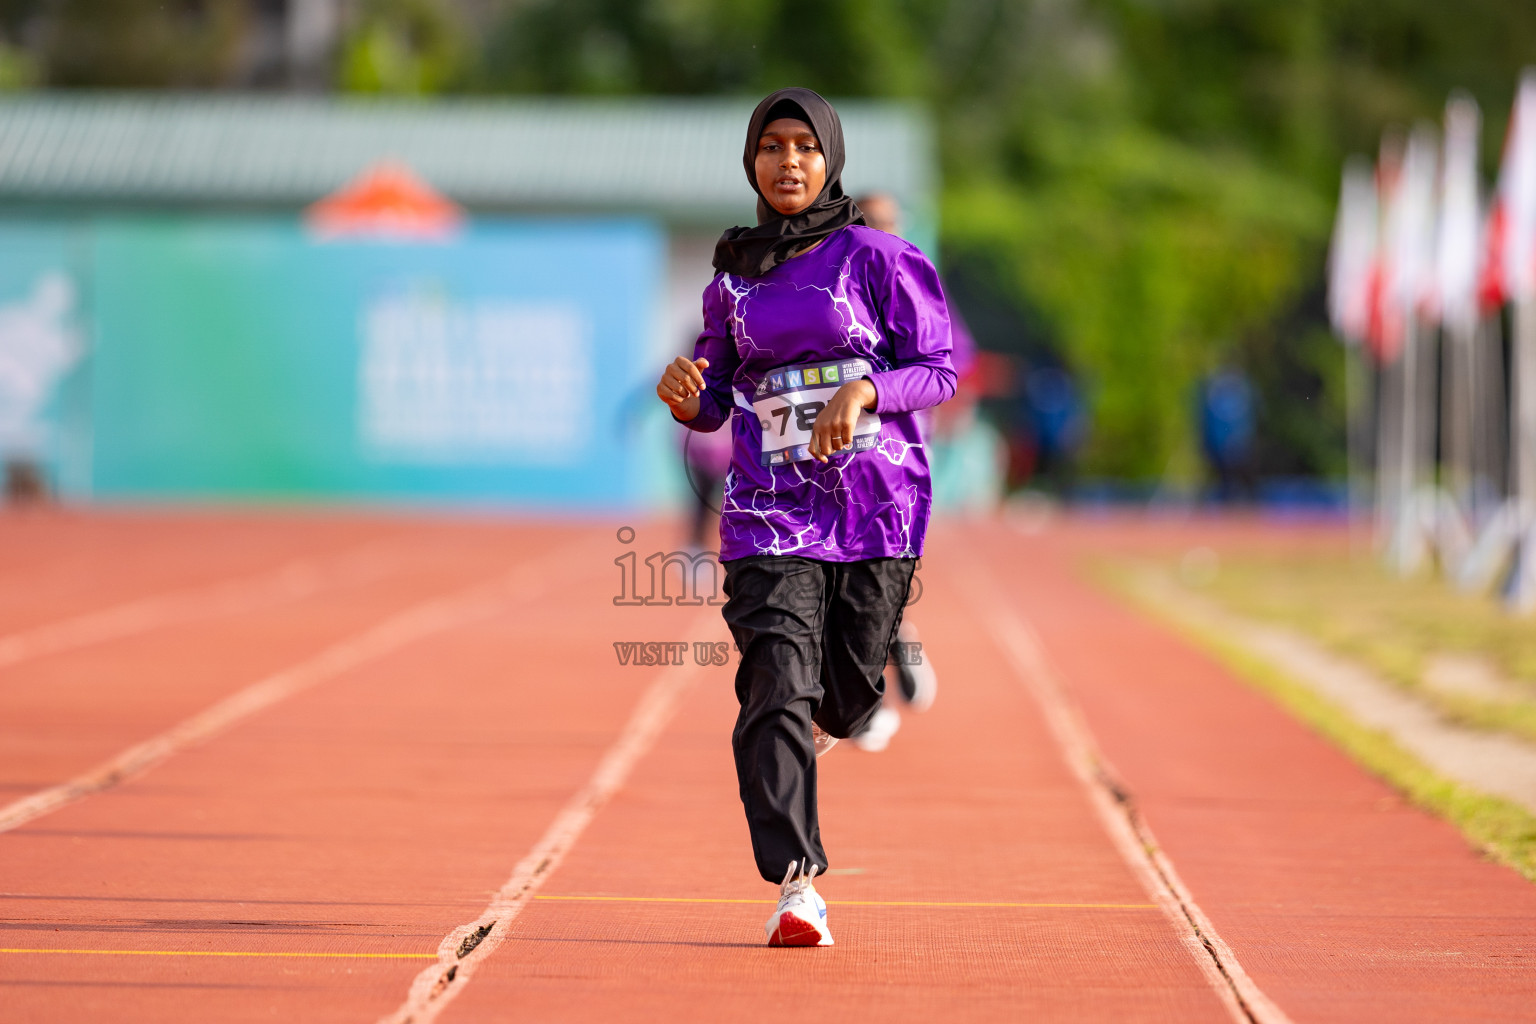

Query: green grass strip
[[1101, 567, 1536, 885]]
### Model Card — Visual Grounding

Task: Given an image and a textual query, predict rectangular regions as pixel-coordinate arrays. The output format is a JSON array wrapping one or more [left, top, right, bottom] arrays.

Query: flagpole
[[1389, 317, 1427, 575], [1438, 93, 1481, 555], [1442, 318, 1474, 566], [1483, 312, 1509, 518], [1376, 355, 1400, 548], [1503, 298, 1536, 608], [1457, 312, 1516, 590], [1345, 342, 1371, 556], [1499, 71, 1536, 608]]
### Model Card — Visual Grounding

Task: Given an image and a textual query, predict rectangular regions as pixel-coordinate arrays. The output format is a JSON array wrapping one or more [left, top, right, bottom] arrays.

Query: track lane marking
[[531, 894, 1158, 908], [0, 537, 601, 836], [952, 540, 1294, 1024], [379, 608, 721, 1024], [0, 541, 411, 676], [0, 947, 435, 960]]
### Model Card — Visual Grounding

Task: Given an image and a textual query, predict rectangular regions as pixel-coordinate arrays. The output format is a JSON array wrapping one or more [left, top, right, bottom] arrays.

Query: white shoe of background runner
[[893, 619, 937, 712], [852, 706, 902, 752]]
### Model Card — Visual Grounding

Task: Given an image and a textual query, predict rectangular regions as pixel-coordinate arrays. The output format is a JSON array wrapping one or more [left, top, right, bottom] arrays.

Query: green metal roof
[[0, 93, 934, 222]]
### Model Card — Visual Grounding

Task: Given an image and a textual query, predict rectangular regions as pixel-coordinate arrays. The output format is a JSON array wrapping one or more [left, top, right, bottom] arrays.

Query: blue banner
[[79, 217, 664, 507]]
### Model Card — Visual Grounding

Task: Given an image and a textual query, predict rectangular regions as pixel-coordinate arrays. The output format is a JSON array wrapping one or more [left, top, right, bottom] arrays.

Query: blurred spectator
[[1198, 368, 1257, 503], [1020, 364, 1084, 495], [848, 191, 967, 752], [856, 192, 900, 237], [856, 191, 979, 440]]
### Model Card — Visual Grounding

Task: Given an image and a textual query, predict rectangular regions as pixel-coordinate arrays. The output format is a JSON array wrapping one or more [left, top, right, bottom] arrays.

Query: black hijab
[[711, 87, 866, 278]]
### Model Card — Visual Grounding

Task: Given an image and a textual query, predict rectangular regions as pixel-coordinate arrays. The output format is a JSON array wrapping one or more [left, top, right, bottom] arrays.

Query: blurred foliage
[[0, 0, 246, 88], [454, 0, 1536, 482], [340, 0, 467, 94], [4, 0, 1536, 479], [0, 38, 36, 89]]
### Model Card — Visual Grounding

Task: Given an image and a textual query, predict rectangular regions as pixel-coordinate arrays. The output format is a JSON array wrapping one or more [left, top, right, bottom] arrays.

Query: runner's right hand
[[657, 356, 710, 421]]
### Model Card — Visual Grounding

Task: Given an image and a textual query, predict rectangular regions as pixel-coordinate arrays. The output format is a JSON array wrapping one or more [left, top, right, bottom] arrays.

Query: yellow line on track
[[531, 894, 1157, 909], [0, 947, 435, 960], [0, 900, 1157, 963]]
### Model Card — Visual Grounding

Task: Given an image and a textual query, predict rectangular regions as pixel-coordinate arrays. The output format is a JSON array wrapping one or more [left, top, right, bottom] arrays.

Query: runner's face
[[755, 118, 827, 217]]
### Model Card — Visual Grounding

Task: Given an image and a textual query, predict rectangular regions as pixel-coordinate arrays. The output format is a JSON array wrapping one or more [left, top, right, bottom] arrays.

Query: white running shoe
[[765, 860, 834, 947], [811, 722, 838, 758], [851, 706, 902, 752], [892, 620, 937, 712]]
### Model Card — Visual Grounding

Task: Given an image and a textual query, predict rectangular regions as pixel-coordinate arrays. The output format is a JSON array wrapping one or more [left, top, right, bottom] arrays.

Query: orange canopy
[[305, 161, 464, 240]]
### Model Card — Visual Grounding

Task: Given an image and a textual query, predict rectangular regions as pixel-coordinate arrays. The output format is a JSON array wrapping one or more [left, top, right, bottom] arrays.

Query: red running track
[[0, 512, 1531, 1022]]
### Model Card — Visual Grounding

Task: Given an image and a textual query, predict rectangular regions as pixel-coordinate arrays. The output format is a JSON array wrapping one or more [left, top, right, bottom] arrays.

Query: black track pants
[[721, 555, 917, 883]]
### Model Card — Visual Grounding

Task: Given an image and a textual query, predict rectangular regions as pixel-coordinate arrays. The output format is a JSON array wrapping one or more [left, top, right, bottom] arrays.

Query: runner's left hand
[[809, 379, 877, 463]]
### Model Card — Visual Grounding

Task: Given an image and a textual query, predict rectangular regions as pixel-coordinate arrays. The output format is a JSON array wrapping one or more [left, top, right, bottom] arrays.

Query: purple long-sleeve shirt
[[679, 225, 956, 561]]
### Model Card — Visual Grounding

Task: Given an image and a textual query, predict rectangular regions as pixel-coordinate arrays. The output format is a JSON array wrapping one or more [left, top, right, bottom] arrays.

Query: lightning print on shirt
[[684, 226, 955, 563]]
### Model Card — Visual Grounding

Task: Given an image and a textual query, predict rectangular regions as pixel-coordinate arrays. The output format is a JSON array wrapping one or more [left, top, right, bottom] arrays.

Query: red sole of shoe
[[768, 912, 827, 947]]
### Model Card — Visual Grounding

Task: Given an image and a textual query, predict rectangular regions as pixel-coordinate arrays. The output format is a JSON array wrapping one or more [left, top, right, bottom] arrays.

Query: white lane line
[[0, 538, 600, 836], [379, 608, 721, 1024], [954, 548, 1293, 1024], [0, 542, 408, 675]]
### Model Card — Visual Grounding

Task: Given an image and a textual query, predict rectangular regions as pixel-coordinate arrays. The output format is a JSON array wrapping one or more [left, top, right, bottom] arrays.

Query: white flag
[[1389, 124, 1439, 319], [1328, 156, 1377, 344], [1488, 69, 1536, 306], [1436, 94, 1482, 337]]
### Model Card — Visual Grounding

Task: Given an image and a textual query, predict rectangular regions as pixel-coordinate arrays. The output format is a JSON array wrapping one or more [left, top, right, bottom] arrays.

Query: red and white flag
[[1436, 94, 1483, 338], [1369, 137, 1405, 363], [1481, 70, 1536, 309], [1328, 156, 1378, 345], [1370, 128, 1437, 363]]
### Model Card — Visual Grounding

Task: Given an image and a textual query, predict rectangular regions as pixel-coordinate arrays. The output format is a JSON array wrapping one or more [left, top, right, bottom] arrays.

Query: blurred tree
[[34, 0, 246, 88], [9, 0, 1536, 482], [470, 0, 1343, 482], [928, 0, 1328, 481], [1094, 0, 1536, 184], [0, 39, 36, 89], [339, 0, 467, 94], [471, 0, 930, 96]]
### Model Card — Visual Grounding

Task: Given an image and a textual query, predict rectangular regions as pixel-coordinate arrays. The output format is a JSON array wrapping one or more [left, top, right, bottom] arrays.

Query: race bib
[[752, 358, 881, 466]]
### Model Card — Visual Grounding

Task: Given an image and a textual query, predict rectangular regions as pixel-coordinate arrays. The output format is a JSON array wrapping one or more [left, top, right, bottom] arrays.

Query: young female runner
[[655, 87, 955, 947]]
